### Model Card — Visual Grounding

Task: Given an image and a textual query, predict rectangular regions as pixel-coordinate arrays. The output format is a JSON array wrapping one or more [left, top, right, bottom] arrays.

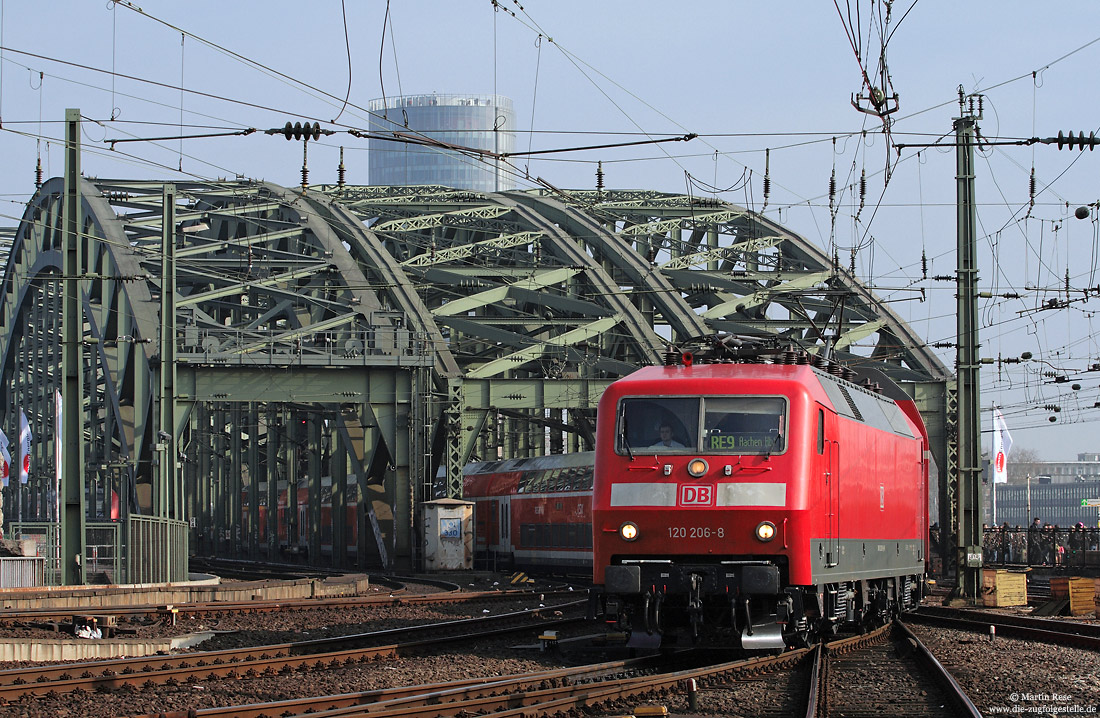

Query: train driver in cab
[[650, 423, 685, 449]]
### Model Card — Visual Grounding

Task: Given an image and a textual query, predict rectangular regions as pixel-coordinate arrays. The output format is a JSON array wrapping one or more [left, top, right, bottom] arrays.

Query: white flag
[[0, 429, 10, 487], [55, 391, 62, 488], [992, 408, 1012, 484], [18, 410, 31, 485]]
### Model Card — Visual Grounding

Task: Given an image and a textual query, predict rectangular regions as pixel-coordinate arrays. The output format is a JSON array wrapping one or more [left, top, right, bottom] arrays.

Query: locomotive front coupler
[[687, 573, 705, 638]]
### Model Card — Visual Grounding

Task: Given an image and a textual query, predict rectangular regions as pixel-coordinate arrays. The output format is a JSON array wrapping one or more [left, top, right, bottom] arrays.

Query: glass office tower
[[368, 94, 516, 192]]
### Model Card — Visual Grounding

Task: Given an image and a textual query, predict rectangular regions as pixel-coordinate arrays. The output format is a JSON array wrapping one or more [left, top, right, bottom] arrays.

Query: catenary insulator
[[1055, 130, 1098, 151], [828, 168, 836, 211], [1028, 167, 1036, 217], [921, 250, 928, 279], [284, 120, 322, 141], [858, 169, 866, 211], [337, 146, 346, 187], [762, 148, 771, 209], [301, 141, 309, 190], [596, 161, 605, 195], [35, 157, 42, 188]]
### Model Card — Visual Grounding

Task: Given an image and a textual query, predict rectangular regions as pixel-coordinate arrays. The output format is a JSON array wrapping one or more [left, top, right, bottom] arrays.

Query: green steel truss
[[0, 180, 948, 571]]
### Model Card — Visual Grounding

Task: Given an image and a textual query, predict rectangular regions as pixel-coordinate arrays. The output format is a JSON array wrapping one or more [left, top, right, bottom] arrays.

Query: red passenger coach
[[593, 339, 929, 649], [464, 452, 593, 572]]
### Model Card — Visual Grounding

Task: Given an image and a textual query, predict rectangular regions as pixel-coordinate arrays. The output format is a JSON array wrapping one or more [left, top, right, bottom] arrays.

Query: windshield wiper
[[622, 416, 635, 461], [764, 432, 783, 459]]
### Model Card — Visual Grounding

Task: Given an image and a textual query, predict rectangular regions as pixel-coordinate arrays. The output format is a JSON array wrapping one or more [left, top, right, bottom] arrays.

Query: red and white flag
[[0, 429, 10, 487], [18, 410, 31, 485]]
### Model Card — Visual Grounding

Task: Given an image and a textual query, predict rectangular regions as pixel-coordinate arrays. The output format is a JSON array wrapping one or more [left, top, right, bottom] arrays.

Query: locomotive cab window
[[702, 396, 787, 455], [617, 397, 699, 453], [617, 395, 786, 456]]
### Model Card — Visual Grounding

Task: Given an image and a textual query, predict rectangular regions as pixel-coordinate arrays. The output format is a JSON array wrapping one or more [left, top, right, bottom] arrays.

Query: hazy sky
[[3, 1, 1100, 460]]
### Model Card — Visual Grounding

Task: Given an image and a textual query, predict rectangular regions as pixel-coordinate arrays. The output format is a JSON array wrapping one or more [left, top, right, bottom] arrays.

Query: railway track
[[190, 558, 470, 593], [128, 653, 683, 718], [133, 624, 962, 718], [0, 587, 580, 627], [0, 555, 582, 626], [909, 604, 1100, 650], [125, 643, 809, 718], [188, 557, 351, 581], [0, 605, 1005, 718], [0, 601, 585, 703], [808, 622, 980, 718]]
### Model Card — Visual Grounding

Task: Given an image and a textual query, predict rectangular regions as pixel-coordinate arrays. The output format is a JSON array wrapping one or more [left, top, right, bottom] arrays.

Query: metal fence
[[8, 522, 60, 585], [0, 557, 45, 587], [982, 526, 1100, 567], [129, 515, 189, 583], [8, 516, 188, 585], [86, 522, 122, 583]]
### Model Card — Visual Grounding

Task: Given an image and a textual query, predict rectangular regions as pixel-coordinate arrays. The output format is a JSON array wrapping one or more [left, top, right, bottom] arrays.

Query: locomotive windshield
[[617, 395, 786, 455], [617, 397, 699, 453], [702, 396, 785, 454]]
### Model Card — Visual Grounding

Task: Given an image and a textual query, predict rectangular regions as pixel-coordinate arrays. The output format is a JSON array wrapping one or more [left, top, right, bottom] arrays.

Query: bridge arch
[[0, 179, 948, 572]]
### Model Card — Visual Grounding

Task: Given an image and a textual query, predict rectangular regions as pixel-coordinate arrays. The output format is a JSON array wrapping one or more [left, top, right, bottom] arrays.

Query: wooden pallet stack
[[1050, 576, 1096, 616], [981, 569, 1028, 607]]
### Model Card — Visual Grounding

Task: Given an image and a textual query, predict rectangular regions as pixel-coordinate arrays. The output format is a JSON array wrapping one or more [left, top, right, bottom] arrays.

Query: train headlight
[[687, 458, 708, 477], [755, 521, 776, 542], [619, 521, 639, 542]]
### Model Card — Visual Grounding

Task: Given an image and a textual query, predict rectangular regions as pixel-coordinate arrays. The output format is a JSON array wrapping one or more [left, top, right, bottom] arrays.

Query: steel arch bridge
[[0, 178, 949, 572]]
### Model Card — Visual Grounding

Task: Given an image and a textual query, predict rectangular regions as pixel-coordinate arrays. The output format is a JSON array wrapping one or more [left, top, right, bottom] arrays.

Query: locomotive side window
[[702, 396, 787, 454], [617, 397, 699, 453], [817, 408, 825, 454]]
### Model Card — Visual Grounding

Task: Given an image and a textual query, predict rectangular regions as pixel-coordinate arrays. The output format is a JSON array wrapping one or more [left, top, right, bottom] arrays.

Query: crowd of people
[[981, 519, 1099, 566]]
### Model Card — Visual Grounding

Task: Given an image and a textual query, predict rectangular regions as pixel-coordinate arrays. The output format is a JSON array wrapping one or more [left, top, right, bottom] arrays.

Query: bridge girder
[[0, 180, 948, 572]]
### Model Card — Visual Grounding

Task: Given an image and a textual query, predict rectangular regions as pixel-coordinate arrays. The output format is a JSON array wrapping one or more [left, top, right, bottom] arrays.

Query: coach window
[[702, 396, 787, 454]]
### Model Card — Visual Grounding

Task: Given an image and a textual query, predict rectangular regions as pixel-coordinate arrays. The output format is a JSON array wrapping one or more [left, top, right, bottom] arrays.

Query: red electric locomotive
[[592, 339, 929, 649]]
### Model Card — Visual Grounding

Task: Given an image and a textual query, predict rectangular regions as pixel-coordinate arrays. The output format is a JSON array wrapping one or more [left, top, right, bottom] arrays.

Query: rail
[[0, 600, 586, 700]]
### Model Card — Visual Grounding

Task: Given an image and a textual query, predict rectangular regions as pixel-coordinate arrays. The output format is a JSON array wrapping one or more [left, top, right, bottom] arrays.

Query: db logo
[[679, 485, 715, 506]]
